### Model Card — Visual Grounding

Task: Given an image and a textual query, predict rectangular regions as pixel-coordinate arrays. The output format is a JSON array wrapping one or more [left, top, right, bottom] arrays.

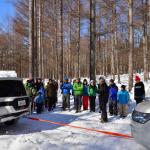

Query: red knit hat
[[135, 75, 140, 81]]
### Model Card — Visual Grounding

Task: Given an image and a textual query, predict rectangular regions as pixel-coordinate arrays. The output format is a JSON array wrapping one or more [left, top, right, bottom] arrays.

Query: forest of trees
[[0, 0, 150, 90]]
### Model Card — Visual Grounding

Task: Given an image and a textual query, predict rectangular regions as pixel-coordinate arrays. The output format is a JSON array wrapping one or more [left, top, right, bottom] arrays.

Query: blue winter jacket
[[39, 86, 46, 100], [117, 90, 130, 104], [83, 84, 89, 96], [61, 82, 72, 94], [34, 95, 44, 104], [109, 84, 118, 101]]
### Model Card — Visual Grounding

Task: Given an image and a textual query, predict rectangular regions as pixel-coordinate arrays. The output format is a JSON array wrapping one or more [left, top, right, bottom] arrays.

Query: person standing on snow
[[82, 79, 89, 110], [73, 78, 83, 113], [25, 79, 37, 112], [108, 79, 118, 116], [61, 77, 72, 111], [134, 75, 145, 105], [53, 80, 58, 108], [97, 77, 105, 113], [117, 85, 130, 118], [72, 79, 77, 108], [46, 79, 56, 111], [97, 78, 109, 123], [88, 80, 97, 112], [38, 82, 46, 111], [34, 91, 44, 114]]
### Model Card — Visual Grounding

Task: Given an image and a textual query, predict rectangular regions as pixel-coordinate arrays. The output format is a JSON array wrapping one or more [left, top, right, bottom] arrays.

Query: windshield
[[0, 80, 26, 97]]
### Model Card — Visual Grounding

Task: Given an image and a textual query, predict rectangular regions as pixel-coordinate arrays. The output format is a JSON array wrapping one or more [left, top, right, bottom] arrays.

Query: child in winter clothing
[[88, 80, 97, 112], [34, 91, 44, 114], [108, 79, 118, 116], [61, 77, 72, 111], [134, 75, 145, 105], [117, 85, 130, 118], [73, 78, 83, 113], [82, 79, 89, 110]]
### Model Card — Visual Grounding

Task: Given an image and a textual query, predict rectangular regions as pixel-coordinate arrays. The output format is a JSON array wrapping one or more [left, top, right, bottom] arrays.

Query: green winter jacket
[[25, 83, 37, 97], [88, 85, 97, 97], [73, 82, 83, 96]]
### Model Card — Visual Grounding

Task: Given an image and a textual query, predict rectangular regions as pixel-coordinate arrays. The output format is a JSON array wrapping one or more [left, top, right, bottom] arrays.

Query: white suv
[[131, 101, 150, 149], [0, 77, 30, 125]]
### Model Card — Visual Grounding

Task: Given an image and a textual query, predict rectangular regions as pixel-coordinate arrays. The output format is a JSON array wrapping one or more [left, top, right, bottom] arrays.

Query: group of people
[[25, 74, 145, 123], [25, 78, 58, 114], [60, 75, 145, 123]]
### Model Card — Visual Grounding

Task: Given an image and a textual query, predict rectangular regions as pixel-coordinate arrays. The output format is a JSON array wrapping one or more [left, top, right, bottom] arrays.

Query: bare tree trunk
[[148, 0, 150, 79], [29, 0, 35, 78], [128, 0, 134, 91], [34, 0, 38, 77], [77, 0, 81, 77], [68, 12, 71, 78], [38, 0, 42, 78], [114, 3, 120, 83], [111, 2, 116, 80], [90, 0, 96, 80], [60, 0, 64, 81], [143, 0, 149, 81]]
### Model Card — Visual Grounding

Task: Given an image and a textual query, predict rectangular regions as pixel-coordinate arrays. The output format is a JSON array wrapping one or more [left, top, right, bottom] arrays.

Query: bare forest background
[[0, 0, 150, 90]]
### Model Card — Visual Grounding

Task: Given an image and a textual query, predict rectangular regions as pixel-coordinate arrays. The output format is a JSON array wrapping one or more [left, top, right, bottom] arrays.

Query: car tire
[[4, 119, 19, 126]]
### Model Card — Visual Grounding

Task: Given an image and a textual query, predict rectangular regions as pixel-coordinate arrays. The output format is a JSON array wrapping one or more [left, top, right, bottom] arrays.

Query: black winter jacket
[[97, 83, 109, 103], [134, 82, 145, 98]]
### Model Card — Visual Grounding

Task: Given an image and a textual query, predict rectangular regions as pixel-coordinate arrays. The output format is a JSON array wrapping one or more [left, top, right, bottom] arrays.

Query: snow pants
[[82, 96, 89, 110], [75, 95, 82, 112], [62, 94, 70, 110], [89, 96, 96, 112], [101, 102, 108, 122], [47, 97, 55, 111], [135, 97, 143, 105], [109, 99, 118, 115], [36, 103, 43, 114], [118, 104, 128, 117], [98, 96, 102, 113]]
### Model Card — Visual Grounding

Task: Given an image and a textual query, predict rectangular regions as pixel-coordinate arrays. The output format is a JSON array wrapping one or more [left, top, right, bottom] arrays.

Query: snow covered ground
[[0, 74, 149, 150], [0, 95, 147, 150]]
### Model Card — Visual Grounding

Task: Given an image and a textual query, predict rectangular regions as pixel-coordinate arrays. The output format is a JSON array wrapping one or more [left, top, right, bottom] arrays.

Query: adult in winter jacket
[[88, 80, 97, 112], [72, 79, 77, 107], [46, 79, 56, 111], [25, 79, 37, 112], [34, 91, 44, 114], [61, 77, 72, 111], [53, 80, 58, 107], [97, 78, 109, 123], [108, 79, 118, 116], [73, 78, 83, 113], [117, 85, 130, 118], [134, 75, 145, 105], [82, 79, 89, 110]]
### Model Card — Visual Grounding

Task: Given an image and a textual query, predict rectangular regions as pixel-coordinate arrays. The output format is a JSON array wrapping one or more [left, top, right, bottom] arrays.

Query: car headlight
[[132, 110, 150, 124]]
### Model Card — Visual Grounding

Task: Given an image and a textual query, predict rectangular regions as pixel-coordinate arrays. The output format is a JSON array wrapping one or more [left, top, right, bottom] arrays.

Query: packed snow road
[[0, 98, 146, 150]]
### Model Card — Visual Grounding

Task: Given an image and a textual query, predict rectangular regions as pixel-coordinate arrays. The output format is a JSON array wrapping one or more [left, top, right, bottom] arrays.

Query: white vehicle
[[0, 71, 30, 125], [131, 101, 150, 149]]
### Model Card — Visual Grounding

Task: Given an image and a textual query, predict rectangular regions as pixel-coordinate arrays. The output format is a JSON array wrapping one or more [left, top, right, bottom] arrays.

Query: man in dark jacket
[[109, 79, 118, 116], [46, 79, 56, 111], [53, 80, 58, 108], [134, 75, 145, 105], [98, 78, 109, 123]]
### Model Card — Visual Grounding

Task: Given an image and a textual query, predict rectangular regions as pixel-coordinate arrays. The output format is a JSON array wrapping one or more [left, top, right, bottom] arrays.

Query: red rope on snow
[[25, 116, 133, 139]]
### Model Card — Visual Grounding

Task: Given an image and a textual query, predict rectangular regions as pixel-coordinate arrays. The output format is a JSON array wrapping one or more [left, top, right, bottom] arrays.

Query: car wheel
[[4, 119, 19, 126]]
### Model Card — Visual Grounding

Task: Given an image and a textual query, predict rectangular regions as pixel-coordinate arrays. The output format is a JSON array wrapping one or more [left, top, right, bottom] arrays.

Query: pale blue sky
[[0, 0, 15, 28]]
